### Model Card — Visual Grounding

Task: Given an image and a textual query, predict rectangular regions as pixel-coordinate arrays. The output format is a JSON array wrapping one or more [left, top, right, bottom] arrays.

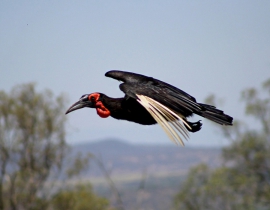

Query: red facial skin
[[88, 93, 110, 118]]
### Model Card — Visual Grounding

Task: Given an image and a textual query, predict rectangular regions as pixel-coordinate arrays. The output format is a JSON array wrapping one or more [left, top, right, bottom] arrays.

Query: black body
[[100, 94, 156, 125]]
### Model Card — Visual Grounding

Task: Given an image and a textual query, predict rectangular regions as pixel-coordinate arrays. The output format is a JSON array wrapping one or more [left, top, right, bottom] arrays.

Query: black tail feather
[[198, 103, 233, 125]]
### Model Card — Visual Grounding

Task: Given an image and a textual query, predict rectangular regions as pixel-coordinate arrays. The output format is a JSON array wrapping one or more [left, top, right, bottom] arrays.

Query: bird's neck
[[101, 95, 124, 112]]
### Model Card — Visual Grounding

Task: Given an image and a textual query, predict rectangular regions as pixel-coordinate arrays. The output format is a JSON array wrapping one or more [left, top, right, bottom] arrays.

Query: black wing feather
[[105, 70, 233, 125], [105, 70, 195, 100], [106, 70, 199, 117]]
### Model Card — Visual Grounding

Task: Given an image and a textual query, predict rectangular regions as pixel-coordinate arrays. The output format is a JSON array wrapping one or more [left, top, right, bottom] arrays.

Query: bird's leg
[[184, 120, 202, 133]]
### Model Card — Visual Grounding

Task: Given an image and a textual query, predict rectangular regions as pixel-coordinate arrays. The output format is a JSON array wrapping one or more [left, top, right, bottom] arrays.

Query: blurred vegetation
[[174, 79, 270, 210], [0, 84, 110, 210], [51, 184, 110, 210]]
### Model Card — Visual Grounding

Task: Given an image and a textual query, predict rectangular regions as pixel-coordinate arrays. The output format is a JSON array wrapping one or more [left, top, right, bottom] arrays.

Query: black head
[[65, 93, 101, 114]]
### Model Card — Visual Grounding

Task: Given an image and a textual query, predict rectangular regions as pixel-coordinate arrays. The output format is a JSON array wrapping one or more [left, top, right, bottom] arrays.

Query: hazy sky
[[1, 1, 270, 147]]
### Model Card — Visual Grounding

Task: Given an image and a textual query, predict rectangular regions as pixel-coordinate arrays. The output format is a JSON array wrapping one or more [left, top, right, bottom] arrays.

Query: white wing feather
[[136, 94, 191, 146]]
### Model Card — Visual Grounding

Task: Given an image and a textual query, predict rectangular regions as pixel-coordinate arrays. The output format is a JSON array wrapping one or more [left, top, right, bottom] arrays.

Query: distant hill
[[72, 139, 221, 177], [70, 139, 222, 210]]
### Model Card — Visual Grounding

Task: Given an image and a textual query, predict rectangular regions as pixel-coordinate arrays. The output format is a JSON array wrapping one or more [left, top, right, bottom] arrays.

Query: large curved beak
[[65, 100, 94, 115]]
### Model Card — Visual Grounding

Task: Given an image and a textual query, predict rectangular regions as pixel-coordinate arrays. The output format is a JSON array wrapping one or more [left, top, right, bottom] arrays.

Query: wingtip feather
[[136, 94, 189, 146]]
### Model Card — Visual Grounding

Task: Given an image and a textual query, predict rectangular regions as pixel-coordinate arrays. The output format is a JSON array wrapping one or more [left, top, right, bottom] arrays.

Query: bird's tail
[[197, 103, 233, 125]]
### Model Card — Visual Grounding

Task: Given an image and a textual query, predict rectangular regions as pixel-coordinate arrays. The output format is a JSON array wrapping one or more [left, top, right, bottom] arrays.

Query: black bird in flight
[[66, 70, 233, 145]]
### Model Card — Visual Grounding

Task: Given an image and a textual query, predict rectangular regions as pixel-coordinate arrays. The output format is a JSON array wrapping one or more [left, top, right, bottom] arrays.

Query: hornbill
[[66, 70, 233, 146]]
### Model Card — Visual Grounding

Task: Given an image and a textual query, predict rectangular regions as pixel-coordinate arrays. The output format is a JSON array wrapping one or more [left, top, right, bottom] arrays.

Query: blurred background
[[1, 1, 270, 210]]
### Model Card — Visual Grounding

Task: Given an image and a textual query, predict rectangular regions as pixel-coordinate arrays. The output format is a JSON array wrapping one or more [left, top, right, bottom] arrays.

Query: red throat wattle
[[96, 101, 110, 118], [88, 93, 110, 118]]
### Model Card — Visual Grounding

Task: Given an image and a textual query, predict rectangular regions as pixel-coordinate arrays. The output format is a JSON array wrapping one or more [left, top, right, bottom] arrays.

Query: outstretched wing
[[105, 70, 202, 145], [105, 70, 202, 117]]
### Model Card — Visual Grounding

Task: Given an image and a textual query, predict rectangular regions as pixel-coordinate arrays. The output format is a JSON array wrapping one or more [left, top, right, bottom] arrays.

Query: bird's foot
[[184, 120, 202, 133]]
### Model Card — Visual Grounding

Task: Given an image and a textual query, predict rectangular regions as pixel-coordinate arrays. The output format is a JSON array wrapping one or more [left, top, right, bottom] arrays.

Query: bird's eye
[[90, 96, 95, 101]]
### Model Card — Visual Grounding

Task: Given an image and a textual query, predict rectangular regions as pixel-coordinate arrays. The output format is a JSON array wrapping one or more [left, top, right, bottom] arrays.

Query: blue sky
[[1, 1, 270, 146]]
